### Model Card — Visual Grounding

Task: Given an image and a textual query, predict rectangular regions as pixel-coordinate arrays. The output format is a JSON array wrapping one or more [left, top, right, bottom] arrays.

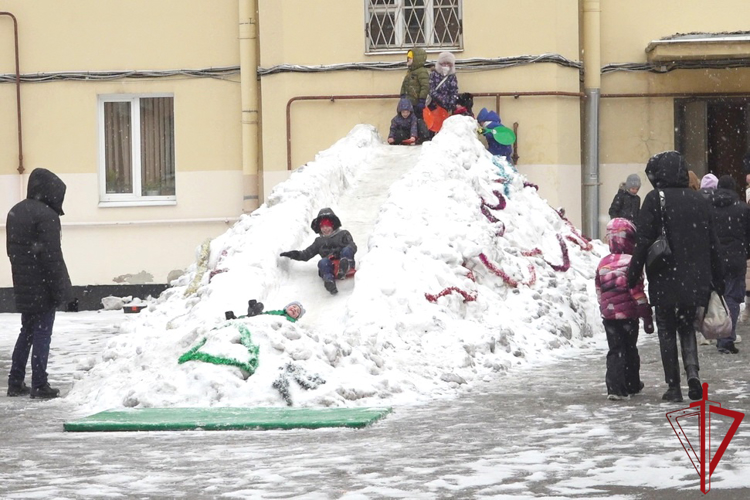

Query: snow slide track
[[271, 145, 422, 333]]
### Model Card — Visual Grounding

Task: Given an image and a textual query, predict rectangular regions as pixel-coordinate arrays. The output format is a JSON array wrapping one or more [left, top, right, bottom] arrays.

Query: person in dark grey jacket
[[608, 174, 641, 222], [6, 168, 72, 399], [627, 151, 723, 403], [709, 175, 750, 354], [280, 208, 357, 295]]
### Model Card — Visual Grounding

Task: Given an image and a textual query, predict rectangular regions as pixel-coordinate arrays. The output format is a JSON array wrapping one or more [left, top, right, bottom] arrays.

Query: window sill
[[98, 198, 177, 208], [365, 47, 463, 56]]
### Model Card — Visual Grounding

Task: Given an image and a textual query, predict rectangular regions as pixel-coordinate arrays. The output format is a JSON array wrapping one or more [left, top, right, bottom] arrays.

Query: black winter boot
[[324, 279, 338, 295], [662, 385, 683, 402], [30, 383, 60, 399], [686, 366, 702, 401], [247, 300, 265, 317], [629, 381, 645, 396], [7, 382, 30, 397], [337, 258, 353, 279]]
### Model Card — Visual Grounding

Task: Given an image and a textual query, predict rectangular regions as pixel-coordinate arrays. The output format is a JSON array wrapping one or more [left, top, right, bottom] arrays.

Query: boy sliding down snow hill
[[280, 208, 357, 295]]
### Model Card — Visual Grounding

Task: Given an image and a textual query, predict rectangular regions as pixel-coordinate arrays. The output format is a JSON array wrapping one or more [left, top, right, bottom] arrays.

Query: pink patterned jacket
[[596, 219, 651, 320]]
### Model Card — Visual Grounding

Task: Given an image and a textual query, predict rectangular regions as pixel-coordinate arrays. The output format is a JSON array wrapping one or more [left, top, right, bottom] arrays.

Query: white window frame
[[365, 0, 463, 54], [97, 93, 176, 207]]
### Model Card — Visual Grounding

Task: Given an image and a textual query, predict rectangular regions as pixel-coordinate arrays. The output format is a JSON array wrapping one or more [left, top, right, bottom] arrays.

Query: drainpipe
[[0, 12, 24, 178], [582, 0, 601, 239], [239, 0, 260, 212]]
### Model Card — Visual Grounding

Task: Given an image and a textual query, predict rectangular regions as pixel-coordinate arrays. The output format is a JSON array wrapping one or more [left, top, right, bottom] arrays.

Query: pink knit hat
[[700, 173, 718, 190]]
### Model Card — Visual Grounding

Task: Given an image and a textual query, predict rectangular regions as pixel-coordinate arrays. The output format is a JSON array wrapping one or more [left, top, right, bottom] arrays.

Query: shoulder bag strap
[[435, 75, 450, 90], [658, 190, 668, 237]]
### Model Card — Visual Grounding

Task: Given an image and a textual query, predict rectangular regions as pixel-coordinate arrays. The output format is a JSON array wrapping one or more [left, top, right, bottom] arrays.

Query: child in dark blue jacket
[[477, 108, 513, 165], [388, 97, 422, 145]]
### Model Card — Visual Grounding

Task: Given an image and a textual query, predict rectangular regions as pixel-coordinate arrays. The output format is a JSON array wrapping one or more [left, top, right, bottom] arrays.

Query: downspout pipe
[[582, 0, 601, 239], [239, 0, 260, 213], [0, 11, 24, 175]]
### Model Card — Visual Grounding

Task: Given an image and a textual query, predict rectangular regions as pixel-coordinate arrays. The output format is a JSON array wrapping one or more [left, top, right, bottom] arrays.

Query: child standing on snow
[[280, 208, 357, 295], [400, 48, 430, 120], [595, 218, 654, 400], [427, 51, 458, 113]]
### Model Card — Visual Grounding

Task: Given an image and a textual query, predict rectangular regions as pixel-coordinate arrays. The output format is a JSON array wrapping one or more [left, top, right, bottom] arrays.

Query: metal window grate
[[366, 0, 462, 53]]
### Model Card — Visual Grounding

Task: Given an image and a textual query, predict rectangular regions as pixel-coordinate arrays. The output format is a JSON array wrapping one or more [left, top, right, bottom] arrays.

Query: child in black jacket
[[608, 174, 641, 222], [280, 208, 357, 295]]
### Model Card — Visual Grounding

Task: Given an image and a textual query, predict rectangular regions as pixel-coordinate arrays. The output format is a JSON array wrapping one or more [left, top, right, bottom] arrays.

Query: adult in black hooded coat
[[6, 168, 72, 399], [708, 175, 750, 354], [627, 151, 723, 403]]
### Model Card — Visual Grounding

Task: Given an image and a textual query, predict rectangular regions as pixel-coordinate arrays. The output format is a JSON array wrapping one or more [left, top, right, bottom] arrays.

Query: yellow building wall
[[0, 1, 244, 287]]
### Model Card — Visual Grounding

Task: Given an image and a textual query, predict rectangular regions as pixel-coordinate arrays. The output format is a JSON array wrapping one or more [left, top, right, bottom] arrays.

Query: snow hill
[[67, 116, 606, 412]]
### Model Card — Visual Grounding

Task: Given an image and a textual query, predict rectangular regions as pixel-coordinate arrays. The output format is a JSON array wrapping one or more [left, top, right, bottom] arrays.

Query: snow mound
[[66, 119, 606, 412]]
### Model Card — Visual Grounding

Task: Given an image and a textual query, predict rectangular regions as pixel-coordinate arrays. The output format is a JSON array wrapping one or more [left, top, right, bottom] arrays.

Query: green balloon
[[489, 126, 516, 145]]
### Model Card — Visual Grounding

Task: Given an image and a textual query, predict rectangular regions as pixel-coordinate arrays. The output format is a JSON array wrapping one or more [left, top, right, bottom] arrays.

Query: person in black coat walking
[[709, 175, 750, 354], [6, 168, 72, 399], [608, 174, 641, 222], [280, 208, 357, 295], [627, 151, 723, 403]]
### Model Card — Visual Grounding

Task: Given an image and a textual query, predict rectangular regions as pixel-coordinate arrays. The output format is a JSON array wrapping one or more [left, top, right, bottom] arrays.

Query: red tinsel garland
[[478, 253, 537, 287], [521, 248, 542, 257], [555, 208, 593, 251], [425, 286, 478, 303], [481, 190, 507, 211], [463, 265, 477, 282], [546, 234, 570, 272], [481, 205, 500, 223]]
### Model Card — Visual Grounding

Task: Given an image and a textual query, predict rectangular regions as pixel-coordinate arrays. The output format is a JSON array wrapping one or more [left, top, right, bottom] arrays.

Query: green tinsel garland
[[178, 321, 260, 375]]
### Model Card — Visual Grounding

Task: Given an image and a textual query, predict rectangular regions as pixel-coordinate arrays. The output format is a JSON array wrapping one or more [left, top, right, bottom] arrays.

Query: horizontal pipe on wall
[[285, 91, 584, 170], [0, 217, 238, 229]]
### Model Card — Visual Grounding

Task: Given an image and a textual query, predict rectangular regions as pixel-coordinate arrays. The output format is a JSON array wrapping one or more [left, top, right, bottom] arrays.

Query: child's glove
[[280, 250, 301, 260], [638, 303, 654, 334], [402, 137, 416, 145], [387, 137, 395, 144], [416, 98, 426, 114], [643, 316, 654, 334]]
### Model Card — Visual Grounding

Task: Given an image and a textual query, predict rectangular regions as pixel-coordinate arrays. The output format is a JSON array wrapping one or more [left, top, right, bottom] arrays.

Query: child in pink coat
[[595, 218, 654, 400]]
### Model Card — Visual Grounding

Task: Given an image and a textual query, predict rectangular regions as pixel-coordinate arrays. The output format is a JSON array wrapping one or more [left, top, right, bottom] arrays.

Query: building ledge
[[646, 32, 750, 62]]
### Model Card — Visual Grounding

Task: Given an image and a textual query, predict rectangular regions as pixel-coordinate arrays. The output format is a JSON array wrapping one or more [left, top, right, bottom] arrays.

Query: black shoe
[[662, 386, 683, 402], [225, 310, 236, 320], [30, 383, 60, 399], [247, 300, 264, 317], [727, 342, 739, 354], [7, 382, 30, 397], [324, 280, 338, 295], [337, 258, 350, 279], [688, 378, 703, 401], [629, 381, 645, 396]]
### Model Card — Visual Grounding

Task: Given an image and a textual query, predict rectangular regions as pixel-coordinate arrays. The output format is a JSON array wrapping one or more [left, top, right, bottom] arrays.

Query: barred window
[[365, 0, 462, 53]]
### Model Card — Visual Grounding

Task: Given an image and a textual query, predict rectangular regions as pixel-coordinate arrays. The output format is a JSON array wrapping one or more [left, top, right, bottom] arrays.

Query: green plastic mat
[[64, 406, 392, 432]]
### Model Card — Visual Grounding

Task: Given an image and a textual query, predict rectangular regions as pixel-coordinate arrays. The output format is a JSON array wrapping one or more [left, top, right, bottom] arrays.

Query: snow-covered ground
[[64, 116, 606, 412], [3, 312, 750, 498]]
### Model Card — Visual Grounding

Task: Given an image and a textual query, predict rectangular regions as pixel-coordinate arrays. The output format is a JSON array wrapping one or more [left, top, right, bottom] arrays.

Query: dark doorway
[[676, 98, 750, 194]]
